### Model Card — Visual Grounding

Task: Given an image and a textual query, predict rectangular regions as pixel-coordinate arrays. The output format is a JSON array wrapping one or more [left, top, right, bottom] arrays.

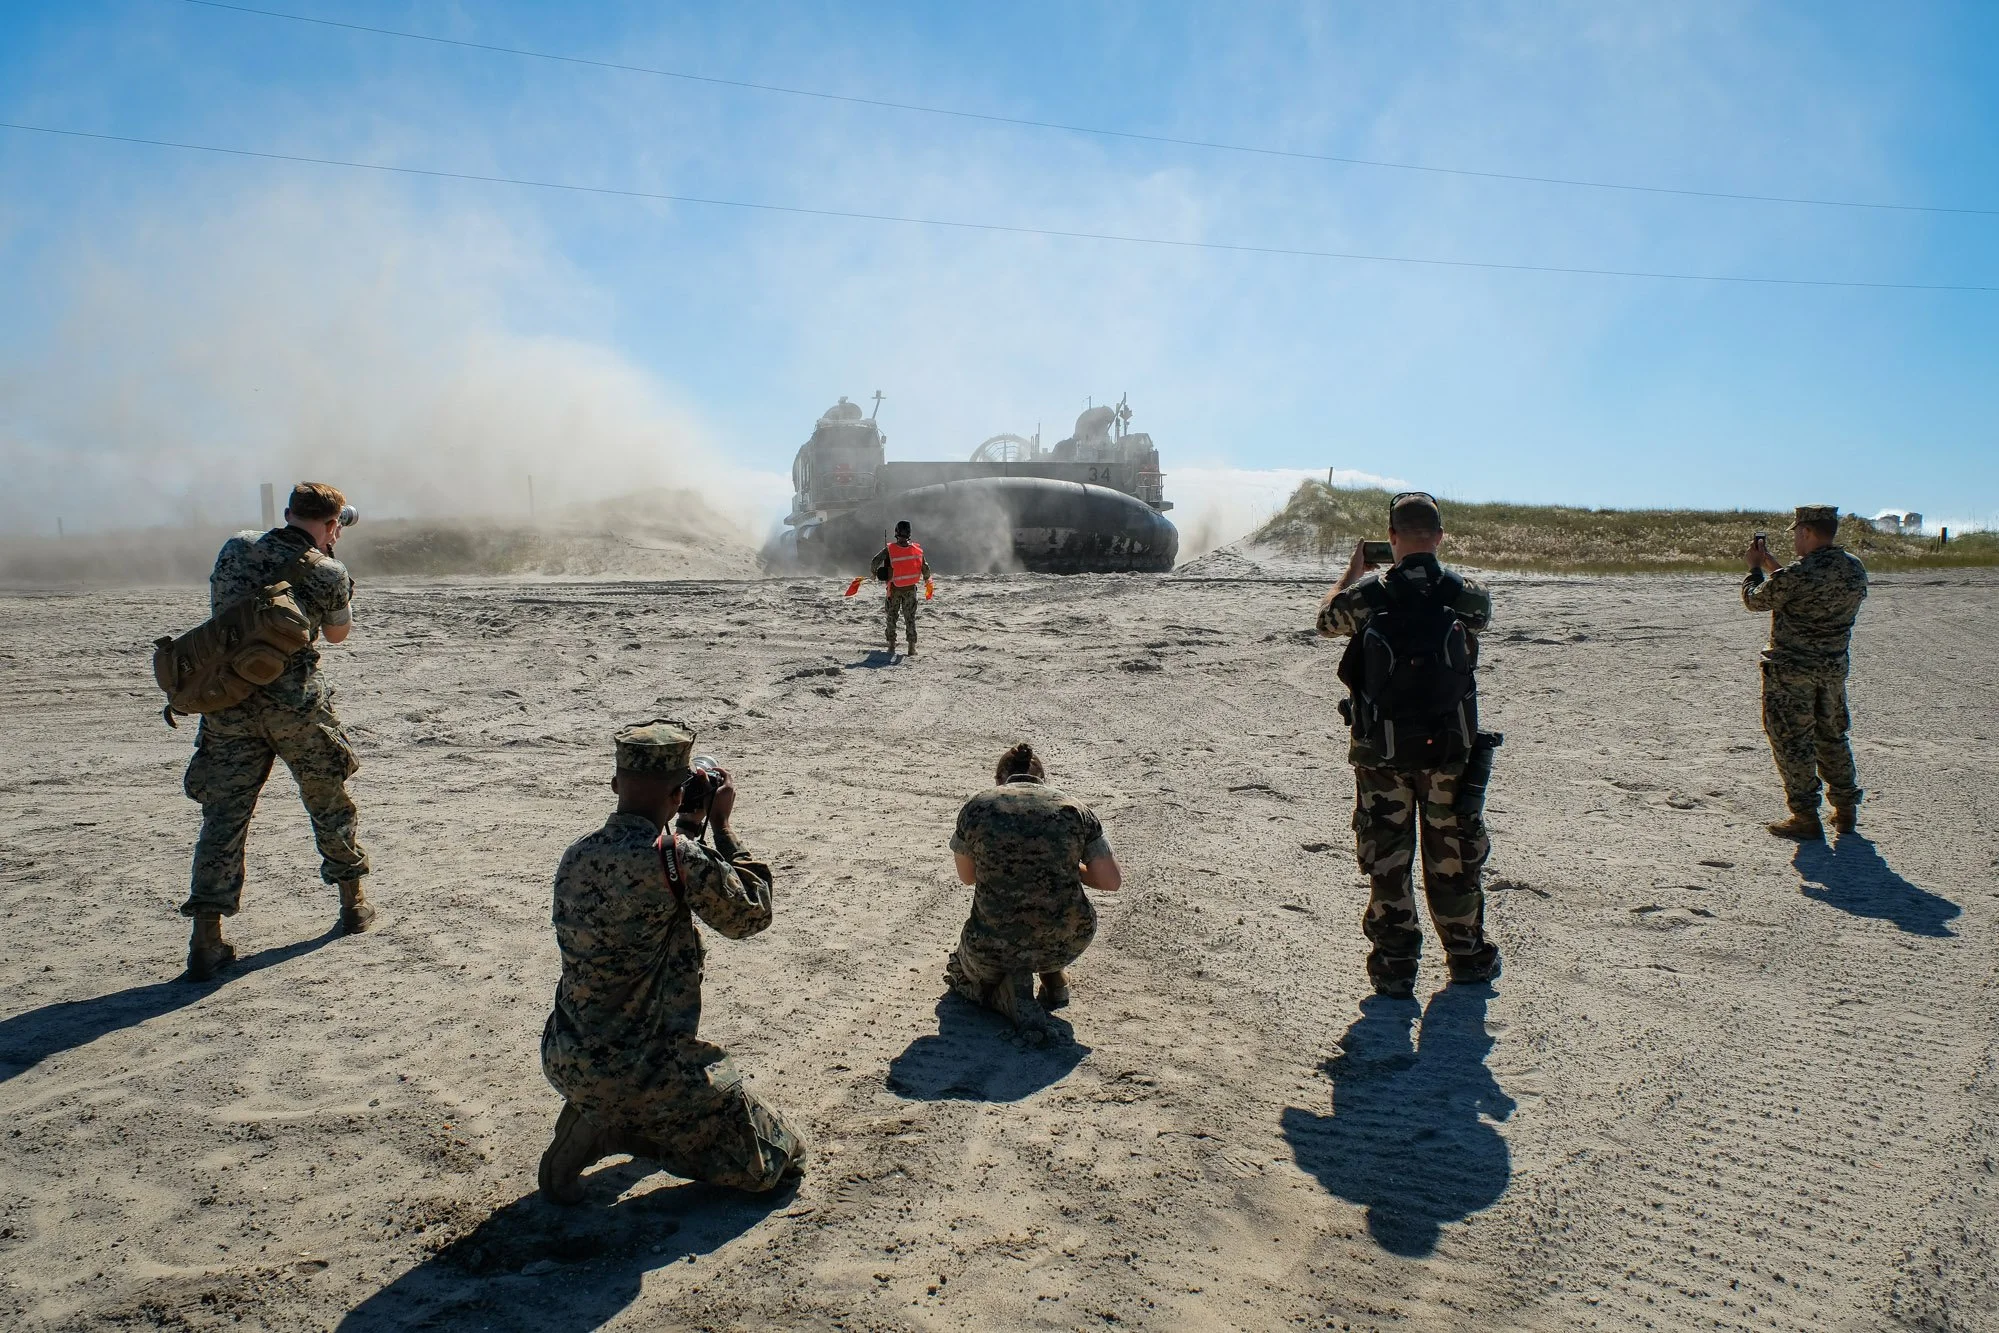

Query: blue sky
[[2, 0, 1995, 540]]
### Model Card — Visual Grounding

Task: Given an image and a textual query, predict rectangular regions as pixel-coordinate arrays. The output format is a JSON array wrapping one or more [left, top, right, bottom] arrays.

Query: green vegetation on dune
[[1252, 483, 1998, 574]]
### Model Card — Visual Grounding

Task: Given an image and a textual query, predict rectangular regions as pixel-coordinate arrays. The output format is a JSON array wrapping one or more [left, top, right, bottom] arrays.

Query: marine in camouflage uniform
[[538, 720, 804, 1201], [869, 522, 931, 656], [181, 484, 371, 979], [1319, 498, 1499, 997], [1742, 505, 1868, 837], [946, 764, 1113, 1036]]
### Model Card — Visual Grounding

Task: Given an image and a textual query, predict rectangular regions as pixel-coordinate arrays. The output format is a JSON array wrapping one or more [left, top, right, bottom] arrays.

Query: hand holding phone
[[1746, 532, 1771, 573]]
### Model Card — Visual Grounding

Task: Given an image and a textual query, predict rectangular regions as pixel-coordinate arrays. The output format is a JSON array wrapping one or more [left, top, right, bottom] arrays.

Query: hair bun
[[994, 742, 1043, 784]]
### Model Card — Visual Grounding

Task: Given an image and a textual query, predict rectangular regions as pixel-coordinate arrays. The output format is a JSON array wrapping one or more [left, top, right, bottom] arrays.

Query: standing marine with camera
[[1317, 492, 1502, 998], [176, 481, 372, 981], [1742, 505, 1869, 840], [538, 720, 805, 1203]]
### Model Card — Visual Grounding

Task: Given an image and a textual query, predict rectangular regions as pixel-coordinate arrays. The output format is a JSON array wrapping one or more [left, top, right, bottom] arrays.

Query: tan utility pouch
[[152, 570, 314, 726]]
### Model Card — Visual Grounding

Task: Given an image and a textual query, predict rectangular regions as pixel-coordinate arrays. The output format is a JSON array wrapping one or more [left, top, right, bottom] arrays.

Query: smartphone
[[1362, 541, 1393, 567], [1753, 531, 1766, 544]]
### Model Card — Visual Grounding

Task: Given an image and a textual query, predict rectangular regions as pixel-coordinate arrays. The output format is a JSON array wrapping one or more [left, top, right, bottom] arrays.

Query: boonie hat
[[614, 719, 694, 781]]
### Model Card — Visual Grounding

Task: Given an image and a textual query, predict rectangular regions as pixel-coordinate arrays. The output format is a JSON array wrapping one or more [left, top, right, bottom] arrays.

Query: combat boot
[[1038, 971, 1070, 1010], [1830, 805, 1857, 835], [337, 880, 376, 935], [1448, 945, 1502, 986], [1766, 811, 1824, 841], [537, 1103, 608, 1206], [183, 913, 235, 982], [1366, 952, 1418, 999]]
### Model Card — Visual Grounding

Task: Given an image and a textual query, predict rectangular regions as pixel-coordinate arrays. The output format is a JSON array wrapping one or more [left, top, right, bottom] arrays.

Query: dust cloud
[[0, 178, 1395, 581], [1168, 466, 1406, 563], [0, 181, 783, 554]]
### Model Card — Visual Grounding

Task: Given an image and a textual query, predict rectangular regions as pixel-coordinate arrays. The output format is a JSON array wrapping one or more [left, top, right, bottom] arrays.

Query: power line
[[3, 120, 1992, 292], [178, 0, 1999, 219]]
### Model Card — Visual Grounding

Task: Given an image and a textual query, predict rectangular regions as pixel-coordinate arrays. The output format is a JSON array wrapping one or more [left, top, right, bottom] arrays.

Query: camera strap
[[655, 832, 686, 904]]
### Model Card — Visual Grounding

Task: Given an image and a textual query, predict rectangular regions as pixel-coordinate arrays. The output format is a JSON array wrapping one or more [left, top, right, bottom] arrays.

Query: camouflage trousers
[[945, 910, 1093, 1016], [886, 585, 918, 651], [1762, 659, 1861, 816], [181, 690, 368, 917], [1352, 763, 1494, 987], [562, 1056, 805, 1193]]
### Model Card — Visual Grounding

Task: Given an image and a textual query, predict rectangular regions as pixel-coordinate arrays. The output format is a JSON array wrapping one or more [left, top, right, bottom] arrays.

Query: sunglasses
[[1390, 491, 1437, 509]]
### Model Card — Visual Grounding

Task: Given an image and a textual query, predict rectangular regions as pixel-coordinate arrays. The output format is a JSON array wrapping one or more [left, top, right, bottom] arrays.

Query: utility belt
[[1339, 695, 1502, 816]]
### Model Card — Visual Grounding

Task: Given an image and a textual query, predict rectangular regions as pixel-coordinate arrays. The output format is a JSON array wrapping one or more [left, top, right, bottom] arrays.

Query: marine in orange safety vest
[[869, 519, 933, 657]]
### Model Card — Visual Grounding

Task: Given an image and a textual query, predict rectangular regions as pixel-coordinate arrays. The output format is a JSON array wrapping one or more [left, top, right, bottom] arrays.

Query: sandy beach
[[2, 554, 1994, 1331]]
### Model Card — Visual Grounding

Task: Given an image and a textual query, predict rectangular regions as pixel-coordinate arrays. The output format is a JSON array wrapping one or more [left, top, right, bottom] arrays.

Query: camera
[[680, 754, 725, 812], [337, 505, 360, 528]]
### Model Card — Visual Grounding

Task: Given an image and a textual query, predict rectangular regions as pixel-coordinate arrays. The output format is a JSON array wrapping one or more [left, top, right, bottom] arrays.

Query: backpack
[[1337, 570, 1478, 769], [151, 553, 317, 727]]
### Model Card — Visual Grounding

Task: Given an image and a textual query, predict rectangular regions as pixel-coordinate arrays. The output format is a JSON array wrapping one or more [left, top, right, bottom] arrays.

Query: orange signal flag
[[923, 579, 936, 601], [843, 577, 864, 597]]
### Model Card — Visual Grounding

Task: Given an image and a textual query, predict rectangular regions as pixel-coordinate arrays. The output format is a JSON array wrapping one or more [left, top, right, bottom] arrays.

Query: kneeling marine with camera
[[538, 720, 806, 1202]]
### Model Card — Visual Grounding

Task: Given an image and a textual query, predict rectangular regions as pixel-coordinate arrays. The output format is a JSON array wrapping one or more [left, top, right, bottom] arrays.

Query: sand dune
[[1, 563, 1994, 1330]]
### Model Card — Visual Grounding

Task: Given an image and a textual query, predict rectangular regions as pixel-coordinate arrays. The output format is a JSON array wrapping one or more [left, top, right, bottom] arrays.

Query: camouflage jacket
[[1317, 553, 1492, 767], [541, 813, 774, 1099], [209, 525, 354, 707], [951, 776, 1110, 972], [1742, 545, 1868, 668]]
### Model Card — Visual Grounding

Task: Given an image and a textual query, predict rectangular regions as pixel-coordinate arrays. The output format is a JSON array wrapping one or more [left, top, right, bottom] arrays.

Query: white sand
[[2, 561, 1994, 1330]]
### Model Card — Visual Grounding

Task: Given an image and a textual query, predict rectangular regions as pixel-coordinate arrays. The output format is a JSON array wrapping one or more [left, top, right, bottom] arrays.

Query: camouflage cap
[[614, 719, 694, 780], [1790, 504, 1839, 528]]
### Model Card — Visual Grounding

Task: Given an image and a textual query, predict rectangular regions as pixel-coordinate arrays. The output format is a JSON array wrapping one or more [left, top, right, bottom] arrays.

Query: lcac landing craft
[[770, 394, 1179, 574]]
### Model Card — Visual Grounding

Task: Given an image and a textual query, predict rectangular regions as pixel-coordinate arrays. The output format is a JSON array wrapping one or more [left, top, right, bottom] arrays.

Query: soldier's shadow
[[1795, 835, 1959, 937], [0, 929, 337, 1084], [1281, 987, 1514, 1257], [886, 994, 1088, 1102], [337, 1169, 787, 1332], [843, 651, 898, 670]]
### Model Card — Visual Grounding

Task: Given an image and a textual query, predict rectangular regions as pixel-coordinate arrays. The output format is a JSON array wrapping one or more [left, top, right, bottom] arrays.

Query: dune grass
[[1251, 483, 1998, 574]]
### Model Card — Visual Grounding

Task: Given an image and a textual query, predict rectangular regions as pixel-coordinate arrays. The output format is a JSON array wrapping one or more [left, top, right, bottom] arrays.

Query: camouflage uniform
[[1320, 554, 1497, 990], [181, 526, 367, 917], [870, 543, 931, 653], [1742, 540, 1868, 816], [541, 779, 803, 1192], [946, 776, 1110, 1021]]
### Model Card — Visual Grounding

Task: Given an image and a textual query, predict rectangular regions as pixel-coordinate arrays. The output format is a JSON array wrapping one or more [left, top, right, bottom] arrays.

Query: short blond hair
[[287, 482, 346, 521]]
